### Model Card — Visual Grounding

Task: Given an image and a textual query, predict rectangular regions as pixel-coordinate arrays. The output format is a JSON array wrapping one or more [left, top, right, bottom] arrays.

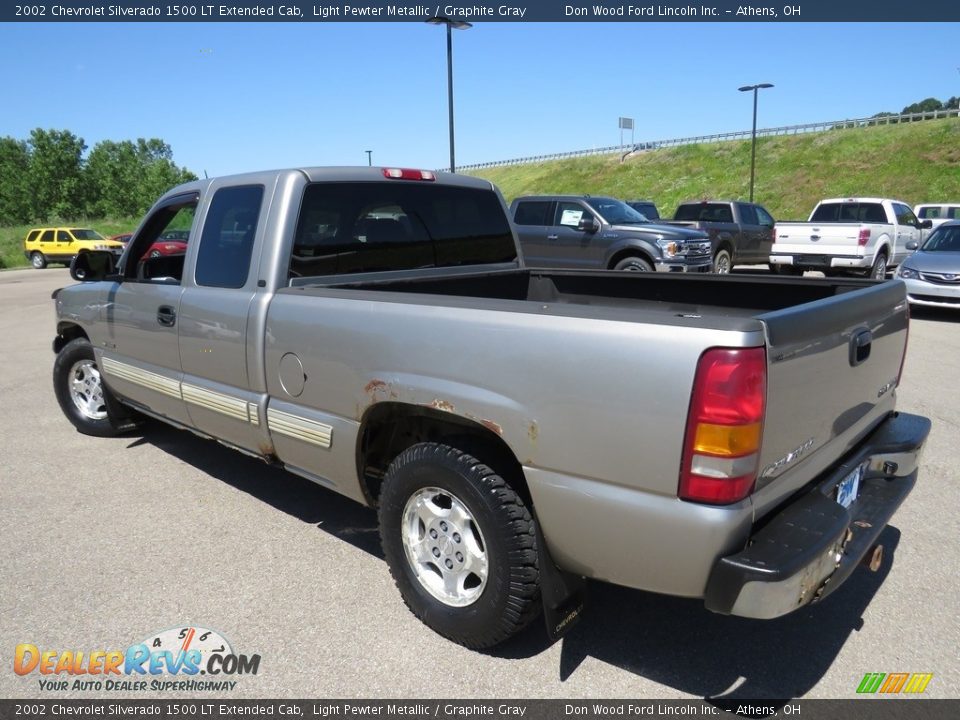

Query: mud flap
[[534, 515, 586, 642]]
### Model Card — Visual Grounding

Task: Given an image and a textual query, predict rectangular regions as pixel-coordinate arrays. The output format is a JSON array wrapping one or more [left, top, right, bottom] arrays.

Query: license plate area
[[836, 462, 867, 508]]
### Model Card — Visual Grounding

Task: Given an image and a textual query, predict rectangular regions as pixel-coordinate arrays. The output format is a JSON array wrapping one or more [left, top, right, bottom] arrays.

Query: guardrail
[[455, 108, 960, 172]]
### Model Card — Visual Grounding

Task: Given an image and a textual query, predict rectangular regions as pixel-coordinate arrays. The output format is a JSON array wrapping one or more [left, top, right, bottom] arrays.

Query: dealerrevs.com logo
[[14, 626, 261, 692]]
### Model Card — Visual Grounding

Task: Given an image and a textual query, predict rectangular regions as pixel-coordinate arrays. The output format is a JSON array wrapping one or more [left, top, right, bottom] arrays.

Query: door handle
[[810, 234, 820, 241], [547, 235, 559, 240], [157, 306, 176, 327]]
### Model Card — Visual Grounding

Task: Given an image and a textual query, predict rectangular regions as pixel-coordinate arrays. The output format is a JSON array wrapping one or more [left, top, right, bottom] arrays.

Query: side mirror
[[70, 249, 117, 282], [905, 241, 919, 251], [919, 219, 933, 229], [578, 217, 600, 233]]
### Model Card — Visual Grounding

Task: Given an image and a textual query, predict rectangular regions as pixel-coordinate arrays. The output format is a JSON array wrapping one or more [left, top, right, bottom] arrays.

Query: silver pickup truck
[[52, 167, 930, 649]]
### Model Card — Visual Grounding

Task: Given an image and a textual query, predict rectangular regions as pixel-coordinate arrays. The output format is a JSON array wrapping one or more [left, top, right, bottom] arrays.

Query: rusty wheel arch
[[355, 402, 531, 510]]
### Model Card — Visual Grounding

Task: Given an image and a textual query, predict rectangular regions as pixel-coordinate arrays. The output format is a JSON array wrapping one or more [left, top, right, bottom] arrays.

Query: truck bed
[[291, 267, 875, 327]]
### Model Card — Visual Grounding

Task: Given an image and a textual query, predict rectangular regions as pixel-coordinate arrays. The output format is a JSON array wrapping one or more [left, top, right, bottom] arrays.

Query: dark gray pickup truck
[[511, 195, 712, 272], [53, 167, 930, 649], [666, 200, 777, 273]]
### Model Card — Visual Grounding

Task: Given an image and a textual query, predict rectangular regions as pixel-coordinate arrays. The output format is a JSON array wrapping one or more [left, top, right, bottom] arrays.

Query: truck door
[[735, 203, 763, 262], [892, 203, 920, 265], [755, 205, 776, 262], [177, 182, 270, 454], [98, 194, 197, 425], [548, 201, 604, 268]]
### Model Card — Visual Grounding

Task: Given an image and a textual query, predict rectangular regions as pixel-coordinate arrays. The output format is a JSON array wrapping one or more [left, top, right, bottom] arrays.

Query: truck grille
[[683, 242, 711, 257]]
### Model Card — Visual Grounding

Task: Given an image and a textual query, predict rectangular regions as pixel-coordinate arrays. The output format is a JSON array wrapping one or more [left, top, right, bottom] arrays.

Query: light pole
[[365, 150, 372, 166], [738, 83, 774, 202], [427, 16, 472, 173]]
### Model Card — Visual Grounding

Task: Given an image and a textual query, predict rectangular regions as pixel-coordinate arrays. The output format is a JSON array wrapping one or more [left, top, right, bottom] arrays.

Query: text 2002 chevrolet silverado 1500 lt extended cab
[[52, 167, 930, 649]]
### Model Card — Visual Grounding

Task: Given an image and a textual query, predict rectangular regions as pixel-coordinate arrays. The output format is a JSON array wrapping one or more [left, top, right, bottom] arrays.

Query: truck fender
[[603, 238, 660, 269]]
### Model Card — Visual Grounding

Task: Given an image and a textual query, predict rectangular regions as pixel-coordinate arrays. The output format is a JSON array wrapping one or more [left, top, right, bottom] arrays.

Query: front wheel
[[31, 251, 47, 269], [53, 338, 132, 437], [713, 249, 732, 274], [378, 442, 540, 649], [613, 256, 654, 272]]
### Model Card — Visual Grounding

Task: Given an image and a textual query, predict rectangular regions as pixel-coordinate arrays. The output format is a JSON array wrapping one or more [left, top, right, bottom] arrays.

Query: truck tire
[[870, 253, 888, 280], [53, 338, 131, 437], [31, 251, 47, 269], [378, 442, 541, 649], [613, 256, 653, 272], [713, 249, 732, 274]]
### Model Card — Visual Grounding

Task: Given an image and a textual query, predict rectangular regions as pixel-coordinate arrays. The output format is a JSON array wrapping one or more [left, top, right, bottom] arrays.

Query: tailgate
[[751, 279, 909, 518], [774, 222, 865, 257]]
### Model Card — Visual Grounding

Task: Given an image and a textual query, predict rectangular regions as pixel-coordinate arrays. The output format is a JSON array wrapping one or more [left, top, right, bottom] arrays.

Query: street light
[[738, 83, 774, 202], [365, 150, 372, 166], [427, 16, 472, 173]]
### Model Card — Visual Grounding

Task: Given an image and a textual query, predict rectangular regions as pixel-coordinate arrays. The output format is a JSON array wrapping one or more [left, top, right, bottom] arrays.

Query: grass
[[469, 118, 960, 221], [0, 218, 139, 270]]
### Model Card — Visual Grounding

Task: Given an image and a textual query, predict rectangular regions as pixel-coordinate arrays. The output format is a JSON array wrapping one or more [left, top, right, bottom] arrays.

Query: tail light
[[858, 229, 871, 246], [679, 347, 767, 504], [897, 305, 910, 386], [383, 168, 436, 181]]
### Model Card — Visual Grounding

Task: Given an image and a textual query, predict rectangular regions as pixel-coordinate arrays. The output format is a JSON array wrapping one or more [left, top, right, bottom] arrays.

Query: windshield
[[920, 225, 960, 252], [71, 229, 105, 240], [585, 198, 649, 224]]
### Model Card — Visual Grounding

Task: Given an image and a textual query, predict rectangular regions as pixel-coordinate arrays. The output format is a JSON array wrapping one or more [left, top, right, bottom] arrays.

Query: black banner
[[3, 1, 960, 23], [1, 700, 959, 720]]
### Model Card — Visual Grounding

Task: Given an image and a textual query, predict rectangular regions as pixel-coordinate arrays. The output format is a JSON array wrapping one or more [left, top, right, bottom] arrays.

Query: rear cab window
[[289, 182, 516, 280], [675, 203, 733, 223], [811, 203, 887, 223]]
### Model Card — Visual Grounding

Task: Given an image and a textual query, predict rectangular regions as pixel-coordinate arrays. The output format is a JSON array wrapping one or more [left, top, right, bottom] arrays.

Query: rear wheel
[[31, 251, 47, 269], [713, 249, 732, 274], [870, 253, 888, 280], [378, 442, 540, 649], [613, 256, 653, 272]]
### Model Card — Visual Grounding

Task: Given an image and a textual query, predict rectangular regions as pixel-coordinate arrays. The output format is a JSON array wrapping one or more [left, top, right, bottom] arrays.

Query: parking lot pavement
[[1, 267, 957, 700]]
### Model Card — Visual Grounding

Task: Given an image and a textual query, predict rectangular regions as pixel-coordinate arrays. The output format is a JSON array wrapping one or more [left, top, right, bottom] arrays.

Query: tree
[[27, 129, 87, 220], [0, 137, 31, 225], [84, 138, 198, 218], [902, 98, 944, 116]]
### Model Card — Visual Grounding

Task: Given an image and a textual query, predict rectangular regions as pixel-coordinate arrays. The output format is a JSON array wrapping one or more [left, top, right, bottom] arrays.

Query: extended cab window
[[513, 201, 550, 226], [195, 185, 264, 289], [289, 182, 516, 278]]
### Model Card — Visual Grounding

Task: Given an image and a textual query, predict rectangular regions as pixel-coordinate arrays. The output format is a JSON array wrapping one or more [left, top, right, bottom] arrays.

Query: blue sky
[[3, 22, 957, 176]]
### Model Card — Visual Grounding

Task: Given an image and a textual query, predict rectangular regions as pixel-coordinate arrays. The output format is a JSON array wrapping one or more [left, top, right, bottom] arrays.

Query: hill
[[469, 118, 960, 221]]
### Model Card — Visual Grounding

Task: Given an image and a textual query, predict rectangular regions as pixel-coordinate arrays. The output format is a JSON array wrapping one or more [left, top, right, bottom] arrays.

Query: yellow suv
[[23, 228, 124, 269]]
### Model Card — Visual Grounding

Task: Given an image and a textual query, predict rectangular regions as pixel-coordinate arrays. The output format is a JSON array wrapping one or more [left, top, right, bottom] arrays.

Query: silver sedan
[[896, 220, 960, 309]]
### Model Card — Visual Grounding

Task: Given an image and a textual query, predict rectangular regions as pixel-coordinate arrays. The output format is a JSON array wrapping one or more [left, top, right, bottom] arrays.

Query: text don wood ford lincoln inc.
[[13, 627, 260, 692]]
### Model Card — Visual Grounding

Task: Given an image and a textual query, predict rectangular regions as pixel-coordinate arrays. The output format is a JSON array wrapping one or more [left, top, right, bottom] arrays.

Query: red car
[[110, 230, 189, 258]]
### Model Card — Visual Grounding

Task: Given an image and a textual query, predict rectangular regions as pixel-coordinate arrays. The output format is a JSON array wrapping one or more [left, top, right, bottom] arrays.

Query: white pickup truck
[[771, 198, 932, 279]]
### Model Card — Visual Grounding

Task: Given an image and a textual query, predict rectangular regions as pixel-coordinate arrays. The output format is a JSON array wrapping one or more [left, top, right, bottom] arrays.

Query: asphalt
[[1, 267, 957, 700]]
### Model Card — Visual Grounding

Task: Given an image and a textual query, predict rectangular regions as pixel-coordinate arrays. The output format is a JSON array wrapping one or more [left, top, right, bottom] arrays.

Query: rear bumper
[[770, 253, 869, 270], [704, 411, 930, 619]]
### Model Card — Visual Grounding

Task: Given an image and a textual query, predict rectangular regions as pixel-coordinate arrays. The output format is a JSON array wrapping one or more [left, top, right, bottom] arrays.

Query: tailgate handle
[[850, 329, 872, 366]]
